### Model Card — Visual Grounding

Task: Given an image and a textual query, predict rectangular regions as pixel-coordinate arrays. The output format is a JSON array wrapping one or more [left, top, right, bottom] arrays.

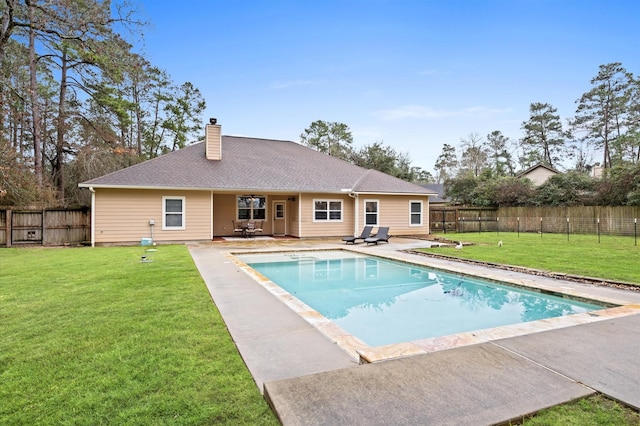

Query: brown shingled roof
[[80, 136, 435, 195]]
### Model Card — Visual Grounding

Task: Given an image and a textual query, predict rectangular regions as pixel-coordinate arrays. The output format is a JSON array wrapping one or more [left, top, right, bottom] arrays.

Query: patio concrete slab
[[495, 313, 640, 410], [264, 342, 594, 426]]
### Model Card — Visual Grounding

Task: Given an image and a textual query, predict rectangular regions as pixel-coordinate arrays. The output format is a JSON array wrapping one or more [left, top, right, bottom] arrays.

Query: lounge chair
[[365, 227, 390, 245], [342, 225, 373, 244]]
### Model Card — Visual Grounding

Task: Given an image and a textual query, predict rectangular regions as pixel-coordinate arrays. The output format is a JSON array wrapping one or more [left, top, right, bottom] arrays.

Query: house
[[516, 163, 560, 186], [79, 120, 437, 246]]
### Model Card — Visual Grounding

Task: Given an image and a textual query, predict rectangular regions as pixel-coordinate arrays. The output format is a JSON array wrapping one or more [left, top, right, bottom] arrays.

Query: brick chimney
[[205, 118, 222, 160]]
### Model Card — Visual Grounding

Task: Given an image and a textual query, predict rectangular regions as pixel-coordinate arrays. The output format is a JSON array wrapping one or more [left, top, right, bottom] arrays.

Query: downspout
[[348, 192, 358, 236], [89, 187, 95, 247]]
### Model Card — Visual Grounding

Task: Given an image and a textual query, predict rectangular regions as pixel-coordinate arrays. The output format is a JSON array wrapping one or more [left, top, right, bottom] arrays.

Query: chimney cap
[[209, 118, 217, 125]]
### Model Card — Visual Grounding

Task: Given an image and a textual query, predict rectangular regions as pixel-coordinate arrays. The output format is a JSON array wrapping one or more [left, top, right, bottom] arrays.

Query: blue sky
[[137, 0, 640, 173]]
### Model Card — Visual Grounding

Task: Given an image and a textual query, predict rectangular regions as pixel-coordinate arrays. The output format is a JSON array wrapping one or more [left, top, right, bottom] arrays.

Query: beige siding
[[212, 193, 239, 236], [297, 194, 430, 237], [94, 189, 430, 242], [366, 195, 430, 235], [524, 167, 557, 186], [205, 124, 222, 160], [286, 196, 300, 237], [94, 189, 211, 244], [299, 193, 355, 237]]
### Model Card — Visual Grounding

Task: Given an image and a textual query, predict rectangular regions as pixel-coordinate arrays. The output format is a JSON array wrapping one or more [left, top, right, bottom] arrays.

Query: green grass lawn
[[0, 245, 277, 425], [2, 242, 639, 424], [423, 232, 640, 285]]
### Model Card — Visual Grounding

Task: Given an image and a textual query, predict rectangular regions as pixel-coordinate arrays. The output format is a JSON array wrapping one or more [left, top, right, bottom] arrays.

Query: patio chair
[[342, 225, 373, 244], [365, 227, 391, 245], [232, 220, 244, 237], [252, 221, 264, 236], [245, 221, 256, 238]]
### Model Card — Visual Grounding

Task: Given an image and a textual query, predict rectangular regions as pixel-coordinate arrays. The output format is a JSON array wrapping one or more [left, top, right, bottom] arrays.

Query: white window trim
[[312, 199, 343, 222], [409, 200, 423, 226], [236, 195, 267, 221], [364, 199, 379, 227], [162, 196, 186, 230]]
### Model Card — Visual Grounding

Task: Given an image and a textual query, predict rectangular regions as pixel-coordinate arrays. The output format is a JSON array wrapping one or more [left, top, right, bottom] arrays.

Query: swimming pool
[[235, 250, 605, 347]]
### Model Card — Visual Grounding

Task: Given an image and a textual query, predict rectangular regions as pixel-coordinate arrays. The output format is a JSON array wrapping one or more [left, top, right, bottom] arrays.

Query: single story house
[[79, 120, 436, 246], [516, 163, 560, 186]]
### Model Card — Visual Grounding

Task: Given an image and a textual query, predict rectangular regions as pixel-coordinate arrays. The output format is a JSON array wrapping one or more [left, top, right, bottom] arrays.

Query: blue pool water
[[237, 251, 604, 347]]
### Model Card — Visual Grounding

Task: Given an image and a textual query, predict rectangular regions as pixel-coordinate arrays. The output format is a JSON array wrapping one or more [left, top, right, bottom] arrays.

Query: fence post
[[442, 211, 446, 234], [6, 209, 11, 248], [478, 216, 481, 233], [597, 218, 600, 244], [566, 217, 569, 241], [540, 217, 543, 238]]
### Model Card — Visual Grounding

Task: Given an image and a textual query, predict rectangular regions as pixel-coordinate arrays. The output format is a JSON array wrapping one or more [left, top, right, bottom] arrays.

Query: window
[[275, 203, 284, 219], [237, 196, 266, 220], [163, 196, 185, 230], [314, 200, 342, 221], [364, 200, 379, 226], [410, 200, 422, 226]]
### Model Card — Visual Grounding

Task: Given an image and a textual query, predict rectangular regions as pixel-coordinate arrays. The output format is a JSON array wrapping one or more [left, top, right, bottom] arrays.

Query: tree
[[573, 63, 635, 169], [300, 120, 353, 160], [444, 175, 477, 205], [521, 102, 569, 169], [0, 1, 210, 207], [593, 164, 640, 206], [458, 132, 488, 177], [434, 143, 458, 183], [484, 130, 513, 176], [410, 167, 434, 184], [533, 171, 595, 206], [350, 141, 424, 182], [491, 177, 535, 206], [161, 81, 206, 153]]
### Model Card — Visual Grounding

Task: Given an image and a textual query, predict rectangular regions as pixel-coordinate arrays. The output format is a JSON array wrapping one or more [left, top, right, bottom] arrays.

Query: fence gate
[[11, 210, 43, 245], [430, 209, 458, 233]]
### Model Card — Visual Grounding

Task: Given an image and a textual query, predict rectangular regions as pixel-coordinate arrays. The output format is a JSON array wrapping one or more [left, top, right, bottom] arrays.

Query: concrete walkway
[[187, 238, 640, 425]]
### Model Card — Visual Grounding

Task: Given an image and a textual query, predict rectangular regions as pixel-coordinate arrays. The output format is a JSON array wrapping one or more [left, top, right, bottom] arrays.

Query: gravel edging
[[403, 249, 640, 293]]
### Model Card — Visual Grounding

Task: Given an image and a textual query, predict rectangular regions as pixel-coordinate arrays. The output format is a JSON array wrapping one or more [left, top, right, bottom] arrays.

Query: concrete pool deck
[[187, 237, 640, 425]]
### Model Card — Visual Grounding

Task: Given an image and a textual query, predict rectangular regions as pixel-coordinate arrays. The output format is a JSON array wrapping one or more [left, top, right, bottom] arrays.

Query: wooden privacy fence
[[0, 208, 90, 247], [430, 206, 640, 237]]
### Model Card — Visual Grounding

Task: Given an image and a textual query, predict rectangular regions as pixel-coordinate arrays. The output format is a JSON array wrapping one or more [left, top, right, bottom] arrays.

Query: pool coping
[[227, 246, 640, 364]]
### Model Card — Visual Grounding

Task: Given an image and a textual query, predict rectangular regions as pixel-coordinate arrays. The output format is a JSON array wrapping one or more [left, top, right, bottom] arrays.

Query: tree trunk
[[28, 1, 42, 188], [54, 48, 69, 203]]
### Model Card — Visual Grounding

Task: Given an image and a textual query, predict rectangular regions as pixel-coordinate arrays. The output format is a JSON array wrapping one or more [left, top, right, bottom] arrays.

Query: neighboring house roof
[[80, 136, 436, 196], [421, 183, 449, 204]]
